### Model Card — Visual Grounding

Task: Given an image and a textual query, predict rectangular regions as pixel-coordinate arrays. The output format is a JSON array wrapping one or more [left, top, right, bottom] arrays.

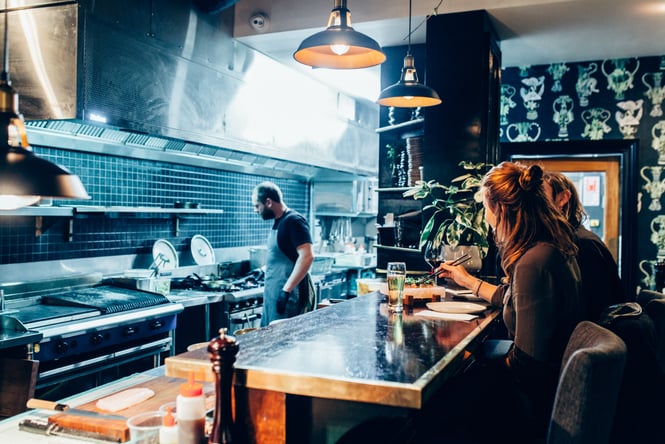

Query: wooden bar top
[[167, 292, 499, 409]]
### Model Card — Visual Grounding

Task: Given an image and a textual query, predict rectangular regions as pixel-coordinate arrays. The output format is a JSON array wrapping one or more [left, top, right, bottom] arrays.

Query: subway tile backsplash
[[0, 146, 310, 265]]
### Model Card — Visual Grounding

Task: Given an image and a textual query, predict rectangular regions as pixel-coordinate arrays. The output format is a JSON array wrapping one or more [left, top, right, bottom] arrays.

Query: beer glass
[[387, 262, 406, 312]]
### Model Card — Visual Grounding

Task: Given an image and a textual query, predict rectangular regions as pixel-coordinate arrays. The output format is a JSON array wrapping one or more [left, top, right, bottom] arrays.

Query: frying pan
[[191, 273, 237, 291]]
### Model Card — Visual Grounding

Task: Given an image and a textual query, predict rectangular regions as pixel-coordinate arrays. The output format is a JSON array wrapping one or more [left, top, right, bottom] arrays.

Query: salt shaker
[[208, 328, 239, 444]]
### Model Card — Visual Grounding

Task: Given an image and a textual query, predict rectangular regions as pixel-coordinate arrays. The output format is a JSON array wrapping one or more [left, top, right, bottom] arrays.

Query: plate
[[425, 301, 487, 314], [190, 234, 215, 265], [152, 239, 179, 270]]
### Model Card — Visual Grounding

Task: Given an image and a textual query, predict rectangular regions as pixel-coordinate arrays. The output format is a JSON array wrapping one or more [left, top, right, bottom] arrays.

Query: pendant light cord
[[2, 0, 8, 80], [407, 0, 412, 55]]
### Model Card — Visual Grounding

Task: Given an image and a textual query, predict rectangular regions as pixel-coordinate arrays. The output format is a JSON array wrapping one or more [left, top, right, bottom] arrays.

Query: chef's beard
[[261, 207, 276, 220]]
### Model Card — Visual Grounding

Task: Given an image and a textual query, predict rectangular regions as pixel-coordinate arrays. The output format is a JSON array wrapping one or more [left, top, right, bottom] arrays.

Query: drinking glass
[[386, 262, 407, 312], [423, 241, 444, 285]]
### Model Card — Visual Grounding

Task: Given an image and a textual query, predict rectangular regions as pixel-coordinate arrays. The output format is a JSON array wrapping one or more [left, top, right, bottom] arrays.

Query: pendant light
[[376, 0, 441, 108], [293, 0, 386, 69], [0, 2, 90, 210]]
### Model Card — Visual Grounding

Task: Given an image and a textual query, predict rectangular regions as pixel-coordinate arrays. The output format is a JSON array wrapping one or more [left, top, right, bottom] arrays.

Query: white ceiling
[[232, 0, 665, 101]]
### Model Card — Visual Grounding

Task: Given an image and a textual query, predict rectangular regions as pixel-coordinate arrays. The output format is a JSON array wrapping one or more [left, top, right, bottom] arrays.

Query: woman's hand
[[436, 261, 476, 290]]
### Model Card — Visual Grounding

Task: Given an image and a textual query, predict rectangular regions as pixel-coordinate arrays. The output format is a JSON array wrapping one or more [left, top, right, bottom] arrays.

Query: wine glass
[[423, 241, 443, 285]]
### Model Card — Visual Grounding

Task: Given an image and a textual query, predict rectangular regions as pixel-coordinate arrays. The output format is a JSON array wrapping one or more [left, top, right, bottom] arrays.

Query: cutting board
[[47, 376, 214, 442], [377, 283, 447, 299], [164, 347, 213, 382]]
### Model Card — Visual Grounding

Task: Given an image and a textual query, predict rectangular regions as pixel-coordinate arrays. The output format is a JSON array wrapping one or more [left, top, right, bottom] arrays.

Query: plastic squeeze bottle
[[177, 372, 206, 444], [159, 407, 178, 444]]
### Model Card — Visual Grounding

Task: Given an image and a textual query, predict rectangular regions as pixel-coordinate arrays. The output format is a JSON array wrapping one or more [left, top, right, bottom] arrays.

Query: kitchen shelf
[[376, 187, 412, 193], [0, 205, 224, 239], [375, 118, 424, 136], [315, 212, 377, 218], [374, 245, 421, 253], [71, 206, 225, 215], [0, 206, 74, 217]]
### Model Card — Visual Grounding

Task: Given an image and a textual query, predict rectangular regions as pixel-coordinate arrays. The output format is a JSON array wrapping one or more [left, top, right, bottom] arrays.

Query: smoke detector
[[249, 13, 269, 32]]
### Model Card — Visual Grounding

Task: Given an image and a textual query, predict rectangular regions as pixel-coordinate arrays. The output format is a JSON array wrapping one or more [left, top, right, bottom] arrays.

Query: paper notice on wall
[[582, 176, 601, 207]]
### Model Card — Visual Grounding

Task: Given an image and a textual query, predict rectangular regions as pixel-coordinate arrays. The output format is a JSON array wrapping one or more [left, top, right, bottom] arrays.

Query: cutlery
[[26, 398, 126, 420], [413, 253, 472, 285]]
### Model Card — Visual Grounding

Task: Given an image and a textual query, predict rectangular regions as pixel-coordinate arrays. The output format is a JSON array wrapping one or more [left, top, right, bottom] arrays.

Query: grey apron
[[262, 226, 300, 326]]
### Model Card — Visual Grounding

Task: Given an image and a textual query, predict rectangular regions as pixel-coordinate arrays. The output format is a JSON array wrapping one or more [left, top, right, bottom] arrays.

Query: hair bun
[[519, 164, 543, 191]]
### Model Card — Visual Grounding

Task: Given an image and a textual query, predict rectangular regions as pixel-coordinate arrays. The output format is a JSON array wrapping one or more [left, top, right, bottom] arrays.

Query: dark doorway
[[500, 139, 638, 300]]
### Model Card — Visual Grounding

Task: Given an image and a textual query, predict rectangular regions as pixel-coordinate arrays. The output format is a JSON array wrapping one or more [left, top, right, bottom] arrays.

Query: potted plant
[[403, 161, 492, 265]]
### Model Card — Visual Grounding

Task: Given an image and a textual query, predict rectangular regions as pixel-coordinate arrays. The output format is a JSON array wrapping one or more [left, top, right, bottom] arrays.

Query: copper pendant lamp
[[376, 0, 441, 108], [0, 3, 90, 210], [293, 0, 386, 69]]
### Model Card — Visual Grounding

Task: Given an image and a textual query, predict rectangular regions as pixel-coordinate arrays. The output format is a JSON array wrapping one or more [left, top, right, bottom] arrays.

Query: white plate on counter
[[190, 234, 215, 265], [426, 301, 488, 314], [152, 239, 179, 270]]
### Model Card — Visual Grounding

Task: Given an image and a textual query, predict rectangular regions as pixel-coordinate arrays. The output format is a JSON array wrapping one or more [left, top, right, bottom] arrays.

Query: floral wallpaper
[[500, 54, 665, 295]]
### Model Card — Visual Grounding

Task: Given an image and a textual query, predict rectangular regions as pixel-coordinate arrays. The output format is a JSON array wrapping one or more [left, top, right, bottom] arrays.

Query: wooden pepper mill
[[208, 328, 239, 444]]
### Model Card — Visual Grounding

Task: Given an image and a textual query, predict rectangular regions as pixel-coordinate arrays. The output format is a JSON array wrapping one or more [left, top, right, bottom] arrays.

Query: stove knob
[[55, 340, 70, 354], [91, 333, 105, 345]]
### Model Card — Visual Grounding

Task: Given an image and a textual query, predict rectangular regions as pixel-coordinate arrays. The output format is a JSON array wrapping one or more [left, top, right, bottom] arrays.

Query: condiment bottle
[[159, 407, 178, 444], [208, 328, 239, 444], [177, 371, 206, 444]]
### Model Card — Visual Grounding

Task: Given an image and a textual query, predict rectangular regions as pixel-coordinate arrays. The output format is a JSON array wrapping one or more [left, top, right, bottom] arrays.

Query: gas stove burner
[[231, 276, 259, 289], [170, 275, 234, 292]]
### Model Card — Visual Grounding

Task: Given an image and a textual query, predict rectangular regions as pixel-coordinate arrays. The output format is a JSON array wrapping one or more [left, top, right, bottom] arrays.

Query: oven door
[[228, 306, 263, 333]]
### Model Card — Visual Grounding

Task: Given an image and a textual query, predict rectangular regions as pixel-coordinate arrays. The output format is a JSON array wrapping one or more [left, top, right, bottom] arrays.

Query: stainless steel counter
[[167, 288, 227, 307]]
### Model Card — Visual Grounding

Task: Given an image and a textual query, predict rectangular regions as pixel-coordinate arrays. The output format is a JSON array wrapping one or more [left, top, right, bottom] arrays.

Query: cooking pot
[[249, 247, 267, 269]]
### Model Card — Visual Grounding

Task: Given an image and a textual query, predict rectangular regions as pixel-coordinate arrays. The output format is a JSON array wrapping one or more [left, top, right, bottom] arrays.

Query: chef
[[251, 181, 314, 326]]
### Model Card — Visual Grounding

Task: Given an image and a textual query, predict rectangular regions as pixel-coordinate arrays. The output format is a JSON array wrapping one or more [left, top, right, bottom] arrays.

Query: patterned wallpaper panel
[[501, 54, 665, 293], [0, 147, 310, 265]]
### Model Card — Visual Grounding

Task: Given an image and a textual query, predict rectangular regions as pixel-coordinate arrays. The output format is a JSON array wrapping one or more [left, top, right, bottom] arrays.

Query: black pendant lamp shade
[[294, 0, 386, 69], [0, 6, 89, 210], [377, 54, 441, 107], [376, 0, 441, 108]]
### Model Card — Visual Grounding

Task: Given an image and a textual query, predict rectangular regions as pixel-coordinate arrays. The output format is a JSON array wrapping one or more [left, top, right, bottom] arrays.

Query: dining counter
[[0, 291, 500, 443]]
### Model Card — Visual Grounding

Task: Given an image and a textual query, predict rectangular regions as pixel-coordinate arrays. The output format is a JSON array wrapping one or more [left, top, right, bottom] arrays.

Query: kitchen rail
[[0, 206, 224, 238]]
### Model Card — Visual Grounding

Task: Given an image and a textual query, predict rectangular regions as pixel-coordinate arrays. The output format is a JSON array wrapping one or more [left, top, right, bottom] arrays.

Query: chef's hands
[[277, 290, 301, 317], [276, 290, 289, 314]]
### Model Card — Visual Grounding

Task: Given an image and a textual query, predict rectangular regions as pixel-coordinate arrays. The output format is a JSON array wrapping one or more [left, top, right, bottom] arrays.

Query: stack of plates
[[406, 136, 423, 186]]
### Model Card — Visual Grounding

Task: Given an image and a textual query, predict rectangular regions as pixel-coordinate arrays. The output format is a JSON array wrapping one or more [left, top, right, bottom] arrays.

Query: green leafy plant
[[403, 161, 491, 258]]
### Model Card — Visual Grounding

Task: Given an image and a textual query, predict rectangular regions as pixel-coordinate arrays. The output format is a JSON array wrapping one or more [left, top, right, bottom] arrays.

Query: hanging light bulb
[[0, 3, 89, 210], [376, 0, 441, 108], [293, 0, 386, 69]]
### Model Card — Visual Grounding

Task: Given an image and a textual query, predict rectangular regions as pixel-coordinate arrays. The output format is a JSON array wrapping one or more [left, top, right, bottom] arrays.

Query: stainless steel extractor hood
[[5, 0, 378, 180]]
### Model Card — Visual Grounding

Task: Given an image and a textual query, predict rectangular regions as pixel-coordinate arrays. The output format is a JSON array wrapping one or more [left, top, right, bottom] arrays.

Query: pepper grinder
[[208, 328, 239, 444]]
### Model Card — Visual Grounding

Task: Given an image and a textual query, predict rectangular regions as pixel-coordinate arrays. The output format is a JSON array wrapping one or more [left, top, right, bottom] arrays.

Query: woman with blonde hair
[[425, 162, 584, 443], [543, 171, 625, 320]]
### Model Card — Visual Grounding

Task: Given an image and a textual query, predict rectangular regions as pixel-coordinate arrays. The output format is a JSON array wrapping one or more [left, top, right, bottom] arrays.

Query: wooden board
[[47, 376, 214, 442], [376, 283, 447, 299], [164, 347, 213, 382]]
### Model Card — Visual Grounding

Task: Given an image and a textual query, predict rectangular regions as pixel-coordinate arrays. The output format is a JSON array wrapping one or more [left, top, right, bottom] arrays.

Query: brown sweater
[[491, 242, 584, 425]]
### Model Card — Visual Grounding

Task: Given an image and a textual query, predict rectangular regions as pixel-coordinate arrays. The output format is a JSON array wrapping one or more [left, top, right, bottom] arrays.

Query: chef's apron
[[262, 226, 301, 326]]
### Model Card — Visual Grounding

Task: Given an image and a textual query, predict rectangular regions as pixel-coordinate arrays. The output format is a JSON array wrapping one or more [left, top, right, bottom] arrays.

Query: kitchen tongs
[[413, 253, 472, 285]]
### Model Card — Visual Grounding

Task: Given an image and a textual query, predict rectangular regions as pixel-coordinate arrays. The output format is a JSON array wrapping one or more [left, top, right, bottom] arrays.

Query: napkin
[[415, 310, 478, 321]]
